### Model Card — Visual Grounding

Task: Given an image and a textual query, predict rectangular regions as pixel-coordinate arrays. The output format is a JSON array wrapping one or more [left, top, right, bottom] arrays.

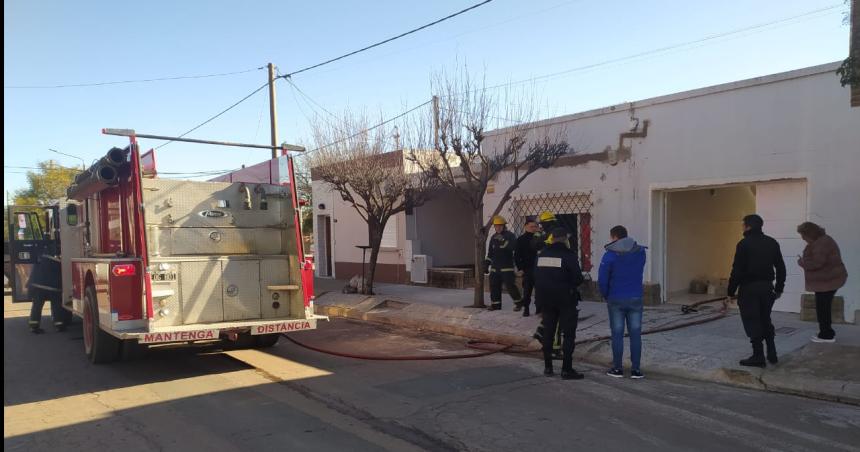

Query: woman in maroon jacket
[[797, 222, 848, 343]]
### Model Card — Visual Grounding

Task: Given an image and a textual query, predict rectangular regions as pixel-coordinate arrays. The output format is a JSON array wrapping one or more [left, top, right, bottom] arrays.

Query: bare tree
[[309, 110, 437, 295], [408, 71, 570, 308]]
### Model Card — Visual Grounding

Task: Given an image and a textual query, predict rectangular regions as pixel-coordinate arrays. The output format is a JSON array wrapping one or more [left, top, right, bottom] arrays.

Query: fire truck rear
[[38, 129, 320, 363]]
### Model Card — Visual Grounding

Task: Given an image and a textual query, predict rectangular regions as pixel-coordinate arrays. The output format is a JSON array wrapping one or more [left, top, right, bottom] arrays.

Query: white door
[[411, 255, 429, 284], [755, 180, 807, 313]]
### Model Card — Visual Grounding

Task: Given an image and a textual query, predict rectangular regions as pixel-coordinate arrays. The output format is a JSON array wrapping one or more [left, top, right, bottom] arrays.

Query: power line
[[283, 0, 495, 78], [286, 78, 339, 120], [5, 67, 265, 89], [308, 100, 432, 153], [155, 80, 272, 149], [479, 4, 843, 93]]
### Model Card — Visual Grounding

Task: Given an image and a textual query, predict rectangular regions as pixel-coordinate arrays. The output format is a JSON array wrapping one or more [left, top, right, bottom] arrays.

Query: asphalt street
[[4, 297, 859, 452]]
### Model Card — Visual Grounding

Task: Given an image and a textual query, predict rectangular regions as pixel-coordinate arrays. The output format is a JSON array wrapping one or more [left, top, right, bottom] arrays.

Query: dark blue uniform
[[535, 242, 584, 376], [487, 229, 521, 310]]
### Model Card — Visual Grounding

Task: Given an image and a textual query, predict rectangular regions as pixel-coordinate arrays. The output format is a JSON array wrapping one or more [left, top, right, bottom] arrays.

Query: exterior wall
[[484, 62, 860, 321], [412, 189, 474, 267], [311, 180, 408, 283]]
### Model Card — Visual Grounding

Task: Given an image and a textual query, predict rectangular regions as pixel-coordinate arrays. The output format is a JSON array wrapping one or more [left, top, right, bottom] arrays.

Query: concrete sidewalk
[[313, 278, 860, 405]]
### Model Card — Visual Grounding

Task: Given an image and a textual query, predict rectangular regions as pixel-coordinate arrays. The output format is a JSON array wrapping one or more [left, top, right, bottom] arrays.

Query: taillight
[[112, 264, 137, 277]]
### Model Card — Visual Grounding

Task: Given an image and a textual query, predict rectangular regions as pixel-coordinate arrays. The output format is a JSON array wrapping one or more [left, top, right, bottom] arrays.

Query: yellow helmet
[[492, 215, 507, 225], [539, 211, 556, 222]]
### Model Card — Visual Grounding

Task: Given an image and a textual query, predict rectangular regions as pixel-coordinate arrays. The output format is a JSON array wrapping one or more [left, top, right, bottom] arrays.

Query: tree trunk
[[471, 214, 488, 308], [364, 218, 385, 295]]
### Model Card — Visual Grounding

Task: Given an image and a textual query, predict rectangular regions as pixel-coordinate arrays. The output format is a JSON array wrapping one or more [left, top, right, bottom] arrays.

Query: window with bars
[[507, 191, 594, 271]]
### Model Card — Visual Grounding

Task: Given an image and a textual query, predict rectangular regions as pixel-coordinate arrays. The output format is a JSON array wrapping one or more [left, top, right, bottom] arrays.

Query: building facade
[[484, 62, 859, 321]]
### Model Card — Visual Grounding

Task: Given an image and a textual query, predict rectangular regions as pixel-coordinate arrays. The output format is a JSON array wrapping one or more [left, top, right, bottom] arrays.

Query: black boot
[[544, 366, 554, 377], [487, 302, 501, 311], [513, 301, 523, 312], [561, 369, 584, 380], [739, 340, 766, 368], [533, 325, 544, 342], [522, 305, 530, 317], [765, 336, 778, 364]]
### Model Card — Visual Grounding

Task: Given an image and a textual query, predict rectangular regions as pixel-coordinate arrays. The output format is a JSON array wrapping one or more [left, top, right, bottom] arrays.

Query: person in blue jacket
[[598, 225, 647, 379]]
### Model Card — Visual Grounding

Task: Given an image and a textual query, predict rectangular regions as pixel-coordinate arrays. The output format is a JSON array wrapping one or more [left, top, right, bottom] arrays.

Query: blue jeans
[[607, 298, 643, 370]]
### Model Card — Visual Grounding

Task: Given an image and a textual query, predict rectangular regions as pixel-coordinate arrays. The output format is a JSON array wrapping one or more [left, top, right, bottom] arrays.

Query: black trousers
[[29, 289, 64, 329], [737, 281, 776, 343], [520, 271, 535, 309], [489, 270, 521, 305], [541, 300, 578, 371], [815, 290, 837, 339]]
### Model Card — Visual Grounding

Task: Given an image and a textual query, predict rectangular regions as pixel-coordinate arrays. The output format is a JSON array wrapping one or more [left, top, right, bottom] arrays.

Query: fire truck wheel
[[84, 285, 120, 364], [254, 334, 280, 348]]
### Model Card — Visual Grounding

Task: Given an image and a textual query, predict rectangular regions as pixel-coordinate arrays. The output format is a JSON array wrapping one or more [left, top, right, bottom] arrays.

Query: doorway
[[316, 215, 333, 277], [657, 180, 807, 312]]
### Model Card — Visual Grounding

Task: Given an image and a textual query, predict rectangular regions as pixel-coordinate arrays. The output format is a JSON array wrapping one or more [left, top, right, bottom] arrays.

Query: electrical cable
[[283, 0, 494, 78], [307, 100, 432, 153], [5, 67, 264, 89], [155, 80, 272, 149], [478, 4, 843, 93]]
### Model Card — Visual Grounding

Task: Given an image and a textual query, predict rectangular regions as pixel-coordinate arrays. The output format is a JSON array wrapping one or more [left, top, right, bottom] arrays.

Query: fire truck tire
[[84, 286, 120, 364], [254, 334, 280, 348]]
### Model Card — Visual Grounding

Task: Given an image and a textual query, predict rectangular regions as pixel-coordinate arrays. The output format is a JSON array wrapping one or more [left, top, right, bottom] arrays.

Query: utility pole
[[268, 62, 279, 159], [432, 95, 440, 150]]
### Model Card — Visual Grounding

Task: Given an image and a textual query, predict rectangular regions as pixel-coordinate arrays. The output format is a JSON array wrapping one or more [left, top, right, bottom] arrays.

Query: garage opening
[[663, 180, 807, 312], [666, 185, 756, 305]]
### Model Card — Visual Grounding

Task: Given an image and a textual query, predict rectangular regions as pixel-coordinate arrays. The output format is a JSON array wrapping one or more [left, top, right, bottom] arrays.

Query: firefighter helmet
[[492, 215, 507, 225], [539, 211, 556, 222]]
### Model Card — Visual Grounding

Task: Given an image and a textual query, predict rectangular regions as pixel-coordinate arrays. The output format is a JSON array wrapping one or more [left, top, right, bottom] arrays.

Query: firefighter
[[28, 254, 66, 334], [535, 227, 585, 379], [485, 215, 522, 311], [532, 211, 565, 356], [514, 216, 539, 317]]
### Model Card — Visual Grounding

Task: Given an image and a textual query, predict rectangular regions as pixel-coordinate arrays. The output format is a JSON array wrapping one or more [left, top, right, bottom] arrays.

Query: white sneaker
[[810, 335, 836, 343]]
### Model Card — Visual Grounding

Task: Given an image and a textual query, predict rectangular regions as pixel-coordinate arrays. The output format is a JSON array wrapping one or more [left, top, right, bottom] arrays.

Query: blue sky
[[4, 0, 850, 198]]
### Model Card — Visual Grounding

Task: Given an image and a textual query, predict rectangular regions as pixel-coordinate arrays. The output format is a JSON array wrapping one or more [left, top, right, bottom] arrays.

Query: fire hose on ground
[[280, 297, 730, 361]]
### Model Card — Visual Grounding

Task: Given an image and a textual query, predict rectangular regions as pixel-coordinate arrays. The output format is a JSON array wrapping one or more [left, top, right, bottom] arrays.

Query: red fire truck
[[7, 129, 322, 363]]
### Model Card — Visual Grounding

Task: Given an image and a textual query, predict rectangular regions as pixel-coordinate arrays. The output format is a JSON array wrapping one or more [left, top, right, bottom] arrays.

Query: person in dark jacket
[[728, 214, 786, 367], [598, 225, 647, 379], [27, 254, 66, 334], [796, 222, 848, 343], [486, 215, 521, 311], [514, 216, 539, 317], [531, 211, 565, 354], [535, 227, 585, 380]]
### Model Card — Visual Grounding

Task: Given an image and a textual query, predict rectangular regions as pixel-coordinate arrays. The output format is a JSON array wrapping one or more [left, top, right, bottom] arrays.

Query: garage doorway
[[660, 180, 806, 313]]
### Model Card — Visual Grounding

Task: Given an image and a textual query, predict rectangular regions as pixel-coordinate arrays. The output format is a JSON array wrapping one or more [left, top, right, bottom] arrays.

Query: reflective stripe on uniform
[[28, 320, 39, 325], [490, 267, 516, 272], [537, 257, 563, 268]]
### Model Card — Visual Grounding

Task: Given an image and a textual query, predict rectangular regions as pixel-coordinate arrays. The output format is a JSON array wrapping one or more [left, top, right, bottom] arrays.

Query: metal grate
[[507, 191, 594, 271]]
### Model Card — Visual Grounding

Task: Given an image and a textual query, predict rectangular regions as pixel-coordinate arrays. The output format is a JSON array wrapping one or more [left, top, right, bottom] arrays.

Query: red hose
[[281, 333, 511, 361], [283, 297, 729, 360]]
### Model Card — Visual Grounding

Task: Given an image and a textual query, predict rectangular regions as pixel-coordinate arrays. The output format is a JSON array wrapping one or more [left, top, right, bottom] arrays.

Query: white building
[[313, 62, 860, 322], [484, 62, 859, 322]]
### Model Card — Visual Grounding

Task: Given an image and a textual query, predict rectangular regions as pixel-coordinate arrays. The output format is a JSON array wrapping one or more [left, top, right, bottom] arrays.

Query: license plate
[[139, 329, 220, 344], [251, 320, 314, 335]]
